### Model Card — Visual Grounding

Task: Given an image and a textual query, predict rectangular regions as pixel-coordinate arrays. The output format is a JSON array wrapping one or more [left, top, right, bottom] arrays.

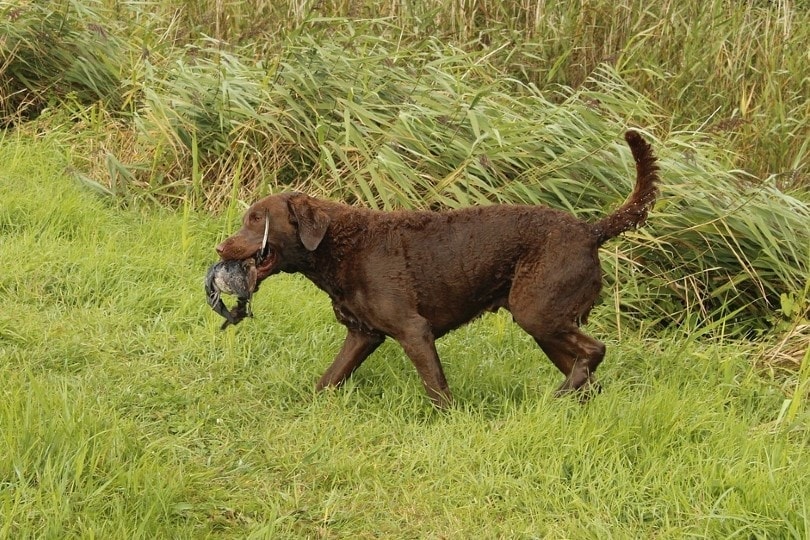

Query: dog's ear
[[287, 193, 329, 251]]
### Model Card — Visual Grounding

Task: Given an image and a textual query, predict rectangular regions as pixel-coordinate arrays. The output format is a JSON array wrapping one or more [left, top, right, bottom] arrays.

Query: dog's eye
[[249, 212, 261, 223]]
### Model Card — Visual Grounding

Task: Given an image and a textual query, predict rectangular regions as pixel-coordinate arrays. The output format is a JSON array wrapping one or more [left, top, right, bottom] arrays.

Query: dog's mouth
[[254, 248, 277, 280], [253, 211, 277, 280]]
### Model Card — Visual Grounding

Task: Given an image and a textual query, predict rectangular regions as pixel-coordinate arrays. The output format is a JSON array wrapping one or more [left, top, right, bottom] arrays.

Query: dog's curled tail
[[593, 130, 660, 246]]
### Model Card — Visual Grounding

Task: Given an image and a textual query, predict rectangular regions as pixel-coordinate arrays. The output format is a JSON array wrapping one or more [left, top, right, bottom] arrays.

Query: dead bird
[[206, 209, 270, 329], [205, 258, 257, 329]]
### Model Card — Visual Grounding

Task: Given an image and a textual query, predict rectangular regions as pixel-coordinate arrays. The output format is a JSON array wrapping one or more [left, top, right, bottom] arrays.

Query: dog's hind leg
[[534, 328, 605, 397], [518, 323, 605, 398], [508, 253, 605, 398], [316, 329, 385, 391]]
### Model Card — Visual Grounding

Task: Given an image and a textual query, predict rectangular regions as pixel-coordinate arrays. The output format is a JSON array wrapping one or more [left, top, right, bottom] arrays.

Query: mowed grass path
[[1, 137, 808, 538]]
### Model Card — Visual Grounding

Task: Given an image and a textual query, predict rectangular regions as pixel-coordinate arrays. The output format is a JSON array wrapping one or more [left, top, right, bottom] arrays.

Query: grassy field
[[2, 0, 809, 537], [2, 130, 809, 537]]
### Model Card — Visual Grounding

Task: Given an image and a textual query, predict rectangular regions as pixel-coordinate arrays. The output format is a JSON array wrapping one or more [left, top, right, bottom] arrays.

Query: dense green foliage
[[2, 0, 808, 333], [1, 139, 808, 538], [2, 0, 808, 187]]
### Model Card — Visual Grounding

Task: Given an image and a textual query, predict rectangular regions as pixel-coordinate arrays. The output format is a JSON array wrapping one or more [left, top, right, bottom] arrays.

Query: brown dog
[[216, 131, 659, 407]]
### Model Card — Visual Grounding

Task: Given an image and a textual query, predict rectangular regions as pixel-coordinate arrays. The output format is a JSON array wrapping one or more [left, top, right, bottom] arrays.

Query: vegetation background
[[1, 0, 808, 537]]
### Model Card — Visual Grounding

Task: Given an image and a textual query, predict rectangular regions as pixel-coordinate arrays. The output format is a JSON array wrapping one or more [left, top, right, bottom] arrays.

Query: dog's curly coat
[[216, 131, 660, 407]]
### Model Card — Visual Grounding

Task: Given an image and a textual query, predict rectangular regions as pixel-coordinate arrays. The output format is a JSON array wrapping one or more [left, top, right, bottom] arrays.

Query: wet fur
[[216, 131, 660, 407]]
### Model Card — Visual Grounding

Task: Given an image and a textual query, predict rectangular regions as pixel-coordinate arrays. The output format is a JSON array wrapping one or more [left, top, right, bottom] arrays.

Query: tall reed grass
[[0, 0, 135, 125], [3, 0, 808, 186], [116, 0, 810, 186], [1, 1, 808, 336]]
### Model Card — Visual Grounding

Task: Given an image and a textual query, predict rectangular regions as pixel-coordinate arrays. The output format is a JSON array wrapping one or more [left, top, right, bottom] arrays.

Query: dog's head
[[215, 193, 329, 282]]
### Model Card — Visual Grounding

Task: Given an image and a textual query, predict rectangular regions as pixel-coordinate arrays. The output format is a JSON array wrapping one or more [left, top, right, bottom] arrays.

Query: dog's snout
[[215, 242, 226, 256]]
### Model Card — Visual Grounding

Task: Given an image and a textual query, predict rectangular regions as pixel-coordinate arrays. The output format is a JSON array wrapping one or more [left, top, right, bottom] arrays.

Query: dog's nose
[[215, 243, 226, 256]]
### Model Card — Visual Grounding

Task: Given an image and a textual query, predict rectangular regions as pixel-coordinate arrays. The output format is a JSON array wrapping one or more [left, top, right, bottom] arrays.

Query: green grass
[[2, 131, 809, 537]]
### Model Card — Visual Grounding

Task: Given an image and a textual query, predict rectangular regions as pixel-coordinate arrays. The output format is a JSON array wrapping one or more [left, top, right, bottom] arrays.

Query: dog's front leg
[[396, 317, 452, 408], [316, 329, 385, 391]]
